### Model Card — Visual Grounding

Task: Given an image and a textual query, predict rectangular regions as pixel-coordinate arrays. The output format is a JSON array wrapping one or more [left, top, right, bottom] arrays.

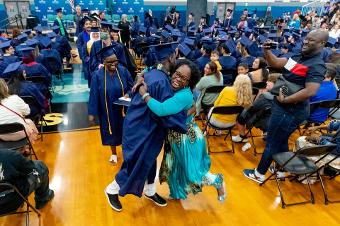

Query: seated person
[[308, 63, 338, 124], [232, 73, 280, 143], [195, 61, 223, 115], [0, 149, 54, 214], [249, 57, 269, 83], [7, 71, 48, 118], [210, 50, 222, 74], [208, 74, 252, 128], [237, 63, 250, 78], [0, 79, 38, 145]]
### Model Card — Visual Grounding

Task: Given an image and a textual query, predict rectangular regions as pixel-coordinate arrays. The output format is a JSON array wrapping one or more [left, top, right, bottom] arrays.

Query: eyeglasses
[[173, 70, 190, 82]]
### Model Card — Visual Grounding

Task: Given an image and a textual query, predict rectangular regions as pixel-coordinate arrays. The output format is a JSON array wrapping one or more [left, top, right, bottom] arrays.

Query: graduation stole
[[56, 17, 66, 36], [104, 68, 125, 135]]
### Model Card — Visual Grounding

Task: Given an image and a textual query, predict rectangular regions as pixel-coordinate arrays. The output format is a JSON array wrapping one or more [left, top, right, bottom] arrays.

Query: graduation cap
[[178, 43, 191, 57], [55, 8, 63, 13], [101, 21, 113, 30], [90, 27, 100, 33], [202, 39, 216, 51], [0, 37, 9, 42], [203, 28, 212, 35], [34, 25, 43, 33], [301, 29, 309, 37], [17, 33, 28, 42], [327, 37, 337, 47], [187, 27, 196, 37], [258, 35, 267, 44], [139, 26, 147, 34], [239, 35, 252, 47], [39, 37, 52, 48], [225, 39, 236, 53], [228, 29, 237, 35], [3, 61, 22, 75], [19, 47, 35, 56], [96, 45, 117, 59], [80, 16, 93, 27], [25, 38, 39, 47], [283, 32, 291, 38], [172, 30, 182, 37], [0, 41, 11, 50], [161, 30, 170, 39], [165, 25, 174, 33], [247, 41, 260, 56], [81, 9, 90, 14], [22, 29, 32, 35], [47, 32, 57, 39], [183, 37, 195, 47], [152, 42, 176, 62], [267, 33, 279, 41], [292, 32, 301, 40]]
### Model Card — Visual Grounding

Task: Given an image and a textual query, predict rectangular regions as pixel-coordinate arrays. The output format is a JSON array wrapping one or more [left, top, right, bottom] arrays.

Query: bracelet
[[142, 93, 150, 100]]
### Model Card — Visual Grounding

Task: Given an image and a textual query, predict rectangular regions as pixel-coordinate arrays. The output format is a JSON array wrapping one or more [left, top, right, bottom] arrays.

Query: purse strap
[[0, 103, 27, 123]]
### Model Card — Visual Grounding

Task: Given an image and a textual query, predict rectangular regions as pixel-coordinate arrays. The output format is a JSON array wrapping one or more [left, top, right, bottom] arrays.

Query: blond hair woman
[[118, 14, 131, 47], [208, 74, 252, 128]]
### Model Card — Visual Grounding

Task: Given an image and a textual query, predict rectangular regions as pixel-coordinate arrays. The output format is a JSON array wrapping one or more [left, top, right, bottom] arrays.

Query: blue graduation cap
[[239, 35, 252, 47], [161, 30, 170, 39], [111, 25, 121, 33], [0, 37, 9, 42], [327, 37, 337, 47], [283, 32, 291, 38], [47, 32, 57, 38], [90, 27, 100, 33], [22, 29, 32, 35], [96, 45, 118, 59], [39, 37, 52, 48], [0, 41, 12, 50], [81, 9, 90, 13], [17, 33, 28, 41], [139, 26, 147, 34], [247, 41, 260, 56], [55, 8, 63, 13], [217, 35, 228, 42], [3, 61, 22, 75], [150, 42, 176, 62], [101, 21, 113, 29], [178, 43, 191, 57], [25, 38, 39, 47], [267, 33, 279, 41], [202, 39, 216, 51], [203, 28, 212, 35], [165, 25, 174, 33], [34, 26, 43, 33], [183, 37, 195, 47], [258, 35, 267, 44], [187, 27, 196, 37], [225, 39, 236, 53], [19, 47, 35, 56], [292, 32, 301, 40], [172, 30, 182, 37]]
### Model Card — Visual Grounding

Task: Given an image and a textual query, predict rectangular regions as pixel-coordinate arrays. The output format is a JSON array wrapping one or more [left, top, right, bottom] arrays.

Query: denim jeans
[[28, 161, 51, 204], [256, 101, 308, 175]]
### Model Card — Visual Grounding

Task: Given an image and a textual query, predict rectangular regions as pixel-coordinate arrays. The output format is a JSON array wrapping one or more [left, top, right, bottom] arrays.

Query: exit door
[[4, 1, 31, 27]]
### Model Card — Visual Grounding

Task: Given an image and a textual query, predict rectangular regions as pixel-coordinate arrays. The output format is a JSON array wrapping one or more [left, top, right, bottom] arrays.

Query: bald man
[[244, 29, 329, 183]]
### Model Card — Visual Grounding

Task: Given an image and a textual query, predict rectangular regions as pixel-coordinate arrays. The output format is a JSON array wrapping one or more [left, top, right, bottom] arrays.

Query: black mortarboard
[[111, 26, 121, 33], [101, 21, 113, 30], [81, 9, 90, 13], [91, 27, 100, 32]]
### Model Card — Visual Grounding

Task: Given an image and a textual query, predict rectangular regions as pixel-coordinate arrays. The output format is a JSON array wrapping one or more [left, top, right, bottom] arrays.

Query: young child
[[237, 63, 249, 75], [210, 50, 222, 75]]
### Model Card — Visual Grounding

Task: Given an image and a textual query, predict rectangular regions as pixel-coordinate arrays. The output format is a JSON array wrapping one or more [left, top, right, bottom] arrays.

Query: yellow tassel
[[116, 68, 126, 117]]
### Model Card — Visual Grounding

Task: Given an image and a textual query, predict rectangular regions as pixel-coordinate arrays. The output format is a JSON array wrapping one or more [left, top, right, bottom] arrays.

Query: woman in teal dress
[[139, 59, 226, 202]]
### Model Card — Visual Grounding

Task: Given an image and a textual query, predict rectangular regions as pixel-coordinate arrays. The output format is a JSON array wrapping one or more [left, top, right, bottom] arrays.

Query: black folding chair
[[204, 106, 244, 154], [200, 85, 225, 116], [260, 144, 337, 208], [0, 123, 38, 160], [221, 68, 236, 85], [0, 182, 41, 226], [241, 106, 272, 156], [20, 96, 47, 141]]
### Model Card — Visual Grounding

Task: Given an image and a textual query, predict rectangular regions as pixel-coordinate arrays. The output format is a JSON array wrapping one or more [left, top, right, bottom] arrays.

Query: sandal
[[214, 174, 227, 203]]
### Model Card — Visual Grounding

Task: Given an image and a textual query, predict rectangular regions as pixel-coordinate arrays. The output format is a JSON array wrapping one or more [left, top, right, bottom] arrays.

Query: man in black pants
[[0, 149, 54, 214], [243, 29, 329, 183]]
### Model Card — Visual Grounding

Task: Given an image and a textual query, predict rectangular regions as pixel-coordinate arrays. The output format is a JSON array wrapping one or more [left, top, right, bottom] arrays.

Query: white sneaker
[[242, 142, 252, 152], [232, 135, 248, 143], [109, 155, 118, 165]]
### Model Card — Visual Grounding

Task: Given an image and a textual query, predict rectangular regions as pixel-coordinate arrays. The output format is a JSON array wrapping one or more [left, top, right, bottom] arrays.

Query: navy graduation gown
[[53, 19, 68, 37], [219, 55, 237, 70], [19, 81, 46, 117], [196, 55, 211, 73], [20, 62, 51, 96], [54, 35, 72, 60], [115, 69, 187, 197], [88, 66, 133, 146], [37, 49, 63, 74], [0, 55, 19, 76], [76, 31, 91, 80]]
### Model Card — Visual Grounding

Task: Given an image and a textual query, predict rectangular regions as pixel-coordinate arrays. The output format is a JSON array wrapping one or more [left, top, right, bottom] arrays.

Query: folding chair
[[221, 68, 236, 85], [204, 106, 244, 154], [260, 144, 337, 208], [241, 106, 272, 156], [20, 96, 47, 141], [0, 182, 41, 226], [252, 81, 267, 89], [0, 123, 38, 160], [200, 85, 225, 118]]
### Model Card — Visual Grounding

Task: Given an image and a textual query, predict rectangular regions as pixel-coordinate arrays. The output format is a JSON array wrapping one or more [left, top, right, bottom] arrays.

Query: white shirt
[[0, 95, 30, 125], [329, 29, 340, 39]]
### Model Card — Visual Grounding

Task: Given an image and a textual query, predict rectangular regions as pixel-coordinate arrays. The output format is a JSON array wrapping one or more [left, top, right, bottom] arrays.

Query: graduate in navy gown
[[196, 41, 213, 74], [51, 26, 72, 68], [105, 43, 187, 212], [76, 16, 92, 82], [7, 70, 47, 117], [19, 47, 51, 98], [0, 41, 19, 75], [88, 49, 133, 165], [36, 37, 63, 76], [53, 8, 68, 38]]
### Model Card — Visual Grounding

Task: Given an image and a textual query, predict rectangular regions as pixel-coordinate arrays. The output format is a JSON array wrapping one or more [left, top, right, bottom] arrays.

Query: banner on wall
[[110, 0, 145, 19]]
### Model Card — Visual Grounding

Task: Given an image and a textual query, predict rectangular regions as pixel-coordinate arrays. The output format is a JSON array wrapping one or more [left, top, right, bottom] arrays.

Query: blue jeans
[[256, 101, 308, 175], [28, 161, 51, 204]]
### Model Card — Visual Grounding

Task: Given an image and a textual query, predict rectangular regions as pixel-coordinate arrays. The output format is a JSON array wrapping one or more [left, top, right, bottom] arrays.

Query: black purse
[[270, 75, 302, 97]]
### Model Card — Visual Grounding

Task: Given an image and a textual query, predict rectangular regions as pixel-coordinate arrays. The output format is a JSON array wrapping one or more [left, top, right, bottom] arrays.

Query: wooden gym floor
[[0, 126, 340, 226]]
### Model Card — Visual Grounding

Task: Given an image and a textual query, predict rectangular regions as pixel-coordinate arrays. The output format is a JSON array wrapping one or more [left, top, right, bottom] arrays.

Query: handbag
[[270, 75, 302, 97]]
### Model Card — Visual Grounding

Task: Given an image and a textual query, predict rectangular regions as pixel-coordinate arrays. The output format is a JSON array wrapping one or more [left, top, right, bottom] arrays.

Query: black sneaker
[[144, 193, 167, 207], [105, 191, 122, 212], [36, 189, 54, 209]]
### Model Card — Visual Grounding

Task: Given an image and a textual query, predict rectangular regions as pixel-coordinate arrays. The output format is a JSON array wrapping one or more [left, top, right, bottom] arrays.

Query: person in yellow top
[[208, 74, 252, 128]]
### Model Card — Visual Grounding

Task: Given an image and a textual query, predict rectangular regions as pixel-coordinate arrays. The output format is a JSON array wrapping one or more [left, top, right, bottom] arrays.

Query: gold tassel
[[104, 69, 113, 135], [116, 68, 126, 117]]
